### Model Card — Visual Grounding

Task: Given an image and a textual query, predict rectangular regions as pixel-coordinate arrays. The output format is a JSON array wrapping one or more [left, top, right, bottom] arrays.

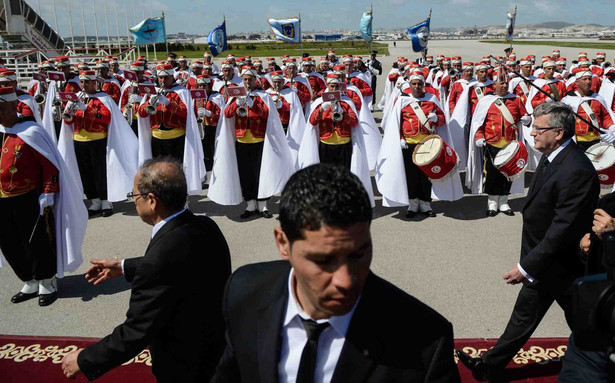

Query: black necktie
[[534, 155, 550, 182], [296, 318, 330, 383]]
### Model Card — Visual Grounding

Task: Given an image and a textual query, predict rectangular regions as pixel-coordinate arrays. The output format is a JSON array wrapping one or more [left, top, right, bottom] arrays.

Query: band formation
[[2, 47, 615, 305]]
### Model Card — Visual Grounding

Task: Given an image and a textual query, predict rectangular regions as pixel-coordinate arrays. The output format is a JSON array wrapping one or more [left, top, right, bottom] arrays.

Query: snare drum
[[412, 135, 458, 180], [585, 142, 615, 186], [492, 140, 528, 180]]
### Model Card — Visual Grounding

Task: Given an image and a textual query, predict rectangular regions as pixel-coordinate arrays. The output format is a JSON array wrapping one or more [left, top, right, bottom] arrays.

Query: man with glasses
[[457, 102, 599, 381], [61, 157, 231, 382]]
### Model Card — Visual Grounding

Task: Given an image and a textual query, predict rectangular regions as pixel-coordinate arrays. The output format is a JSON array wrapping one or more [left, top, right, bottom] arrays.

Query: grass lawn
[[480, 40, 615, 50], [167, 41, 389, 59]]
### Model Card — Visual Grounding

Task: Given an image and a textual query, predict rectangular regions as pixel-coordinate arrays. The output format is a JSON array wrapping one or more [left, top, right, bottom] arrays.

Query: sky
[[29, 0, 615, 38]]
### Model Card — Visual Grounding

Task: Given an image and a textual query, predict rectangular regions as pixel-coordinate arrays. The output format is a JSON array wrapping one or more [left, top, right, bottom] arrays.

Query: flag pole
[[299, 13, 303, 57], [67, 0, 76, 53], [103, 0, 112, 54], [163, 11, 169, 55], [509, 5, 517, 52], [370, 3, 373, 53]]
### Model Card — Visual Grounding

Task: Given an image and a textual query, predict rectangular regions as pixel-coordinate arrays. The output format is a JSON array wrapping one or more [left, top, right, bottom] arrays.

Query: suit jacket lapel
[[524, 144, 573, 209], [256, 280, 288, 383], [145, 210, 190, 253]]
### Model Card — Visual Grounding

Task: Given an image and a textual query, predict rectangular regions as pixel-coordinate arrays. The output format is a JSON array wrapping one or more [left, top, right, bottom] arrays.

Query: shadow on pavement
[[58, 274, 131, 302]]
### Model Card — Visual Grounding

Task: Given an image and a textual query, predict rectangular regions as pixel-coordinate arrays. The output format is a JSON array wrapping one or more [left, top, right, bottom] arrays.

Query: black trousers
[[558, 334, 610, 383], [402, 144, 432, 202], [202, 125, 216, 172], [282, 123, 289, 135], [74, 138, 108, 200], [0, 191, 56, 281], [318, 141, 352, 171], [236, 141, 264, 201], [482, 280, 575, 369], [577, 139, 600, 152], [152, 135, 185, 162], [130, 118, 139, 137], [483, 145, 512, 196]]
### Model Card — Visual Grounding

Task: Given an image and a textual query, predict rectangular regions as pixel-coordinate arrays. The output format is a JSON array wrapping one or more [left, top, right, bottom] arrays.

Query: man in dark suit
[[211, 163, 460, 383], [457, 102, 600, 381], [61, 157, 231, 382]]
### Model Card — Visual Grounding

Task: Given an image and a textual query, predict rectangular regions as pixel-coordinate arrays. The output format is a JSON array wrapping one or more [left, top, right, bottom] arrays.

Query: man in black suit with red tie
[[61, 157, 231, 382], [211, 163, 460, 383], [457, 102, 600, 381]]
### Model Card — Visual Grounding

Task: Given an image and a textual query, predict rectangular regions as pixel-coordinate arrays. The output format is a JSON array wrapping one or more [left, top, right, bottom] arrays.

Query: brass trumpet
[[146, 89, 167, 115], [331, 101, 344, 122], [34, 93, 46, 104], [236, 90, 252, 117], [62, 92, 87, 122]]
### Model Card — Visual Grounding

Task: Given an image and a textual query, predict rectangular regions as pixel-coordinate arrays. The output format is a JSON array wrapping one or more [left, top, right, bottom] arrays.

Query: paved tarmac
[[2, 39, 599, 340]]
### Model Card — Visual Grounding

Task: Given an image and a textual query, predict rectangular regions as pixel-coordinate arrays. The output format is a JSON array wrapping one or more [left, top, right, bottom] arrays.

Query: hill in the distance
[[531, 22, 575, 29]]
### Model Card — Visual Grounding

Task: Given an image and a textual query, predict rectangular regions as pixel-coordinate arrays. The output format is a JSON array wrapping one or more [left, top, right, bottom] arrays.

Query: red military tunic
[[259, 77, 271, 90], [275, 96, 291, 124], [388, 72, 401, 86], [113, 73, 126, 86], [138, 91, 188, 140], [344, 90, 363, 112], [448, 81, 466, 114], [511, 80, 533, 105], [308, 75, 326, 97], [16, 91, 34, 118], [530, 80, 567, 108], [224, 95, 269, 143], [287, 78, 311, 107], [67, 98, 112, 141], [310, 101, 358, 145], [573, 96, 614, 143], [348, 74, 372, 97], [102, 80, 121, 105], [194, 98, 222, 127], [474, 97, 527, 148], [565, 76, 602, 94], [469, 83, 496, 114], [0, 132, 59, 197], [186, 77, 198, 90], [28, 81, 39, 97], [400, 100, 446, 144], [402, 85, 440, 101]]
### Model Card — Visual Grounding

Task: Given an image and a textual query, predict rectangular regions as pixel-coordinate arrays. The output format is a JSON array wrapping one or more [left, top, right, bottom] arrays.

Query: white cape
[[375, 94, 464, 206], [58, 92, 139, 202], [18, 93, 42, 124], [466, 94, 526, 195], [208, 90, 294, 205], [136, 85, 205, 194], [345, 84, 382, 171], [447, 78, 477, 170], [0, 121, 87, 278], [598, 78, 615, 115], [298, 97, 375, 207], [378, 68, 398, 110], [267, 88, 305, 168]]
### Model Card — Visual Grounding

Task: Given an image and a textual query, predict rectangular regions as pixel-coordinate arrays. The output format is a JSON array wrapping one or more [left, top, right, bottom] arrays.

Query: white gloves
[[600, 128, 615, 144], [427, 113, 438, 123], [276, 99, 283, 109], [197, 107, 207, 117], [370, 67, 379, 75], [476, 138, 486, 148], [520, 115, 532, 126], [157, 94, 170, 106], [235, 97, 254, 108], [38, 193, 54, 215], [400, 139, 408, 149], [321, 101, 332, 111], [128, 94, 142, 104]]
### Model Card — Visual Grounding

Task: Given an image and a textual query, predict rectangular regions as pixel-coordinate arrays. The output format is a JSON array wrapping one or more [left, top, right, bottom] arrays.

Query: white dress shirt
[[278, 268, 359, 383], [518, 138, 572, 282], [121, 209, 187, 274]]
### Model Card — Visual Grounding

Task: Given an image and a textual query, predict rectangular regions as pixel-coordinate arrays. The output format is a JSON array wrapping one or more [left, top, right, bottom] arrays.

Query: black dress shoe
[[260, 210, 273, 219], [423, 210, 436, 217], [88, 209, 102, 218], [500, 209, 515, 216], [101, 208, 113, 217], [240, 210, 256, 219], [456, 350, 487, 380], [11, 291, 38, 304], [486, 209, 498, 217], [38, 292, 57, 307], [405, 210, 417, 218]]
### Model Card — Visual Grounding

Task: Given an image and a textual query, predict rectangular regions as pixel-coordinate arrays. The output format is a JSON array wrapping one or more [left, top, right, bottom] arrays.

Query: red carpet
[[0, 335, 567, 382]]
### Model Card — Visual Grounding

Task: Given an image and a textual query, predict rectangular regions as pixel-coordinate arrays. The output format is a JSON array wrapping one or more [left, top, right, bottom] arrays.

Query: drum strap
[[575, 91, 600, 129], [548, 83, 561, 101], [518, 81, 530, 98], [475, 86, 485, 100], [493, 98, 516, 126], [409, 101, 433, 132]]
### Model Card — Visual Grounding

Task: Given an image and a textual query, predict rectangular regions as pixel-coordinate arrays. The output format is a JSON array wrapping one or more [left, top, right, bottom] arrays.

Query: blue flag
[[407, 17, 430, 52], [129, 17, 166, 45], [208, 21, 227, 57], [268, 17, 301, 43], [360, 11, 373, 42]]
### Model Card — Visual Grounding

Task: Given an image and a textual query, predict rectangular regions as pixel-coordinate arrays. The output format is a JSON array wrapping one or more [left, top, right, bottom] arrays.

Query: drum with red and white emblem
[[492, 140, 528, 180], [585, 142, 615, 187], [412, 135, 458, 180]]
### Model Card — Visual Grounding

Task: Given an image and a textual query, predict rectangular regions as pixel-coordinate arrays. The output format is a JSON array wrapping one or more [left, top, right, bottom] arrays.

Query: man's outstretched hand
[[85, 259, 123, 285]]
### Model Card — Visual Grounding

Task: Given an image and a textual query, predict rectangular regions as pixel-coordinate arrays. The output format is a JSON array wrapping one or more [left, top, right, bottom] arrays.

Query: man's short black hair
[[279, 164, 372, 242], [138, 156, 187, 211]]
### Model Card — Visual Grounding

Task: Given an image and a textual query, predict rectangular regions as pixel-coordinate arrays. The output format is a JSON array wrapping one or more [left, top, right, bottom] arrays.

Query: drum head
[[493, 141, 519, 167], [586, 143, 615, 171], [413, 135, 442, 166]]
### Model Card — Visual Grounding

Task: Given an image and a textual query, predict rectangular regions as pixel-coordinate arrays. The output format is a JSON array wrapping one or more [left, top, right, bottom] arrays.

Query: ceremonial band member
[[301, 57, 326, 100], [562, 68, 615, 151], [174, 56, 191, 87], [43, 56, 81, 139], [195, 74, 224, 182], [0, 86, 87, 306], [108, 57, 125, 86], [283, 59, 312, 110], [565, 58, 602, 95], [213, 61, 242, 99], [343, 55, 373, 99], [95, 60, 122, 105], [469, 61, 495, 114], [211, 66, 293, 218], [0, 70, 41, 123], [119, 61, 154, 135], [527, 57, 566, 113], [509, 57, 537, 106], [267, 71, 293, 133], [469, 72, 531, 216], [186, 60, 204, 90], [63, 70, 138, 217], [448, 62, 475, 115], [138, 64, 189, 161]]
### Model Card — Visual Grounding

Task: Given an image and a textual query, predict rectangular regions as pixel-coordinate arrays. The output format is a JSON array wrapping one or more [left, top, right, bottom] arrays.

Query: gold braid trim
[[0, 343, 151, 366], [453, 344, 568, 365]]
